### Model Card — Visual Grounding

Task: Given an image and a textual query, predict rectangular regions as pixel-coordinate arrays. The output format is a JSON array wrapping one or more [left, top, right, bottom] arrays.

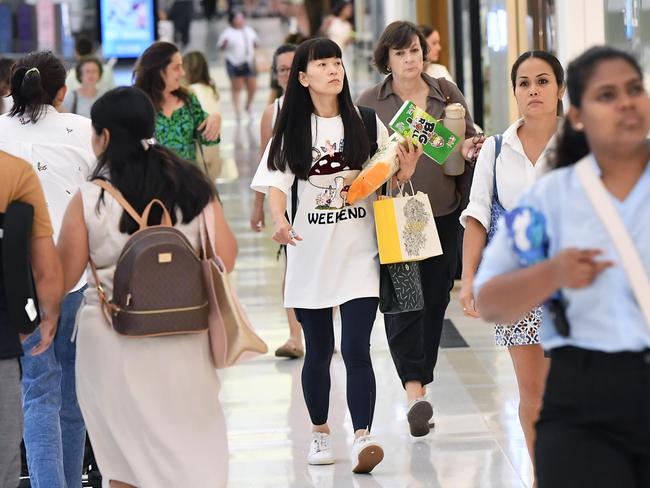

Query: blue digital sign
[[99, 0, 156, 59]]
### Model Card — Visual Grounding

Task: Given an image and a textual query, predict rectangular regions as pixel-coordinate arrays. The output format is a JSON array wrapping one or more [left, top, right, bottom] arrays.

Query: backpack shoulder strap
[[71, 91, 78, 115], [93, 179, 144, 228], [492, 134, 503, 203], [358, 105, 378, 157], [290, 178, 298, 225]]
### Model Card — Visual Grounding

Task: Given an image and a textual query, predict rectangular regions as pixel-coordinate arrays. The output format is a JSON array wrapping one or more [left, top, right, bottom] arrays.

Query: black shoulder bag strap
[[290, 106, 379, 224], [186, 96, 210, 174], [71, 91, 78, 115]]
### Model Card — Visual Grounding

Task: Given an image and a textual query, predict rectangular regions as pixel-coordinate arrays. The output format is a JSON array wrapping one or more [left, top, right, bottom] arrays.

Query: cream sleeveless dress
[[75, 182, 228, 487]]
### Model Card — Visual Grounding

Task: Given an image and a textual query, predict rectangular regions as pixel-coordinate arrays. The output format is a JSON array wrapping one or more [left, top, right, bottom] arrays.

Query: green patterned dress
[[154, 93, 219, 163]]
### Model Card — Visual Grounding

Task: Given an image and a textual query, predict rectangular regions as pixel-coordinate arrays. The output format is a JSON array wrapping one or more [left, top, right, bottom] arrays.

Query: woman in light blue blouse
[[474, 46, 650, 487]]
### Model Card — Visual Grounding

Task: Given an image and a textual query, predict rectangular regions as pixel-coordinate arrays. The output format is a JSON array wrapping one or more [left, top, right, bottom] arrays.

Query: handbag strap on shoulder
[[492, 134, 503, 204], [575, 156, 650, 328]]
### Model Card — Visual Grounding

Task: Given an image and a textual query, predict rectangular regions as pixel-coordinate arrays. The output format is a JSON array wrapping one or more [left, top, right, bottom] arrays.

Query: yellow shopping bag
[[373, 182, 443, 264]]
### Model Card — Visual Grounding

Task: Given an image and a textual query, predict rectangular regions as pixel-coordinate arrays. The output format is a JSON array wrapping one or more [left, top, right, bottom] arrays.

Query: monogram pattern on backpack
[[91, 180, 209, 337]]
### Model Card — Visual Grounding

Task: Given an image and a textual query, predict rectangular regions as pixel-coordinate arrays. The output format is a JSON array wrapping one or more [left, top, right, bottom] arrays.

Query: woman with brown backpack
[[57, 86, 237, 488]]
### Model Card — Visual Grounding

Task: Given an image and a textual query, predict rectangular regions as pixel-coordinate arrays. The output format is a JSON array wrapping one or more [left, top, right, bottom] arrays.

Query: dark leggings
[[295, 297, 379, 432]]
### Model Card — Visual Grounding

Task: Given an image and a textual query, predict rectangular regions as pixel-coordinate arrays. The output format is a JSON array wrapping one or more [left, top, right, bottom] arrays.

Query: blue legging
[[295, 297, 379, 432]]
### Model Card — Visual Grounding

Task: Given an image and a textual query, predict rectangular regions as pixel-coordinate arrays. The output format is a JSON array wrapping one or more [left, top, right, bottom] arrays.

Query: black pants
[[536, 347, 650, 488], [169, 1, 193, 47], [295, 297, 378, 432], [384, 207, 461, 386]]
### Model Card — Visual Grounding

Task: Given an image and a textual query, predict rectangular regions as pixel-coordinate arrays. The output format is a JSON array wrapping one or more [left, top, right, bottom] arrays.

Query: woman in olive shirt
[[357, 21, 482, 437]]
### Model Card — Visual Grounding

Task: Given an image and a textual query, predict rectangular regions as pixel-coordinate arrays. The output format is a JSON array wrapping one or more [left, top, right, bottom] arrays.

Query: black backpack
[[0, 201, 40, 335]]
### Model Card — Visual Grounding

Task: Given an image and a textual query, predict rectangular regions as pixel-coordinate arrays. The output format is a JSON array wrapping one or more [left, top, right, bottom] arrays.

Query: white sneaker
[[351, 434, 384, 474], [308, 432, 335, 465]]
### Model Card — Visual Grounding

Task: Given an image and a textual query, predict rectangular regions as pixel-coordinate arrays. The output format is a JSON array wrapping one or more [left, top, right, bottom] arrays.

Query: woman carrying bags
[[251, 38, 421, 473], [357, 21, 482, 437], [459, 50, 564, 479], [58, 86, 237, 487], [475, 46, 650, 487]]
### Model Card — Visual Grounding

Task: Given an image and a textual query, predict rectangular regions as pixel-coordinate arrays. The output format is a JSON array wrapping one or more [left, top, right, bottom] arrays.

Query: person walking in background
[[0, 58, 14, 115], [65, 35, 116, 94], [218, 11, 259, 120], [419, 25, 454, 82], [475, 46, 650, 488], [159, 0, 194, 48], [62, 56, 104, 118], [183, 50, 222, 182], [0, 51, 96, 488], [58, 86, 237, 488], [250, 43, 304, 359], [252, 38, 421, 473], [321, 1, 354, 52], [357, 21, 481, 438], [134, 42, 221, 164], [460, 50, 565, 479], [0, 151, 62, 488]]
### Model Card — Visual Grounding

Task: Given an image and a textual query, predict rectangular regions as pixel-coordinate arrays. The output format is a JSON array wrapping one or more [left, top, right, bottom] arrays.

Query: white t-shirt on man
[[251, 112, 389, 309]]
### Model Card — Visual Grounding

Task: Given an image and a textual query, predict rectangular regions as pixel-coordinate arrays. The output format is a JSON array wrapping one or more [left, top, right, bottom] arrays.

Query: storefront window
[[605, 0, 650, 88]]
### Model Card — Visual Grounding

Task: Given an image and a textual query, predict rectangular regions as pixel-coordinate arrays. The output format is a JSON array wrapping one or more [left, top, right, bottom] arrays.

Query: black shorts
[[226, 60, 256, 79]]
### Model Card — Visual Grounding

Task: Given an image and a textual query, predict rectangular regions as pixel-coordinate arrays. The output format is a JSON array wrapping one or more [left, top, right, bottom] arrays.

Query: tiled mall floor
[[167, 17, 532, 488]]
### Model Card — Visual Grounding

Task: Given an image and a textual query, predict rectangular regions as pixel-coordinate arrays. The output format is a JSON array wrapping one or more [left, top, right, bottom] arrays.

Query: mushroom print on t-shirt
[[307, 138, 367, 225], [251, 113, 390, 309]]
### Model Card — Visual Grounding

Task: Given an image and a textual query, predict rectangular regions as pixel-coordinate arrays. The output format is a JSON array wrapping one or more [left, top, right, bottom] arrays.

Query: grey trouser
[[0, 358, 22, 488]]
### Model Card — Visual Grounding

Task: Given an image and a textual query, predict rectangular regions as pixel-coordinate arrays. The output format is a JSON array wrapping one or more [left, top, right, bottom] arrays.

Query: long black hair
[[8, 51, 66, 123], [510, 50, 565, 116], [90, 87, 215, 235], [267, 38, 370, 179], [554, 46, 643, 168], [133, 41, 189, 111]]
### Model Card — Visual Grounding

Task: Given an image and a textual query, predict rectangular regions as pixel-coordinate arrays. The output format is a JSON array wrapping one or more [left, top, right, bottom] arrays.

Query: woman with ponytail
[[474, 46, 650, 487], [57, 87, 237, 487], [0, 50, 95, 488]]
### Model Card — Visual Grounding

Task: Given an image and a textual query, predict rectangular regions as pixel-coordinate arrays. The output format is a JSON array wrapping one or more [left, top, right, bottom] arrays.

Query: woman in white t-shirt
[[321, 1, 354, 51], [419, 25, 454, 83], [251, 38, 421, 474], [217, 11, 259, 119], [459, 51, 565, 478], [250, 43, 304, 359], [0, 50, 95, 488], [183, 51, 222, 182]]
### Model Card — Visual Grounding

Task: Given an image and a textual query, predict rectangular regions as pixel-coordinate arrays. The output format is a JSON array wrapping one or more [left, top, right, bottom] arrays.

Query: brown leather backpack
[[90, 180, 209, 337]]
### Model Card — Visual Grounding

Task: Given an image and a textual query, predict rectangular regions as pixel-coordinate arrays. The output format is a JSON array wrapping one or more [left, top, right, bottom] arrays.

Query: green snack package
[[389, 100, 460, 165]]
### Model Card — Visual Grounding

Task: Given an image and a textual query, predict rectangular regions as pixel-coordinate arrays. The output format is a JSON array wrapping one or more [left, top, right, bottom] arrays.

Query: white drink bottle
[[442, 103, 466, 176]]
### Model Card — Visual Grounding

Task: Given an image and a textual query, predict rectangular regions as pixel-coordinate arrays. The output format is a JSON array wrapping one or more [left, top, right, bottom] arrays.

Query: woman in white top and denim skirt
[[475, 46, 650, 488], [459, 51, 564, 477]]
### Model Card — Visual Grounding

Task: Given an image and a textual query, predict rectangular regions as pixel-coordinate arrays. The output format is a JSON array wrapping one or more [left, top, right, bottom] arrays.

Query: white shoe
[[308, 432, 335, 465], [351, 434, 384, 474]]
